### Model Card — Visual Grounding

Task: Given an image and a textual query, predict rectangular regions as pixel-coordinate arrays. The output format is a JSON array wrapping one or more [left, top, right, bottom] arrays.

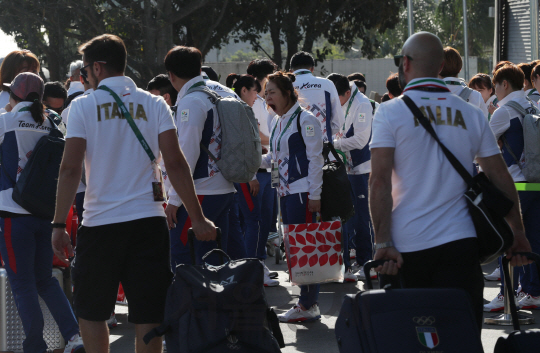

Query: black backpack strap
[[400, 95, 473, 187], [267, 308, 285, 348]]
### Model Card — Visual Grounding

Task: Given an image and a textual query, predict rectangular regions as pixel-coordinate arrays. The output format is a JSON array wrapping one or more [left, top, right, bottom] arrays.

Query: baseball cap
[[5, 72, 44, 102]]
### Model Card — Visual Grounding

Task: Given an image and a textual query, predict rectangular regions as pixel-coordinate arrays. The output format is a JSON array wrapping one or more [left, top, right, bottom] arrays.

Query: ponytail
[[226, 73, 241, 89], [11, 91, 45, 124]]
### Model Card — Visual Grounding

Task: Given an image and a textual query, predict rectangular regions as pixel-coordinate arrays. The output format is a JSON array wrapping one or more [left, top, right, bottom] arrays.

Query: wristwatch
[[51, 223, 67, 229], [374, 241, 394, 250]]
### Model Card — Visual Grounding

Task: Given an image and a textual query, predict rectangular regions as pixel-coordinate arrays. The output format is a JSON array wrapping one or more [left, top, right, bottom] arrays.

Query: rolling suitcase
[[494, 252, 540, 353], [1, 267, 65, 352], [335, 260, 484, 353]]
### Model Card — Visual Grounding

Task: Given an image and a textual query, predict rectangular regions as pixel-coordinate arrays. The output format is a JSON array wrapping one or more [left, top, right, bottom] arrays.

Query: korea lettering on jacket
[[293, 70, 344, 143], [0, 102, 55, 215], [201, 72, 239, 99], [168, 76, 235, 206], [261, 102, 324, 199], [489, 90, 538, 182], [334, 84, 374, 175]]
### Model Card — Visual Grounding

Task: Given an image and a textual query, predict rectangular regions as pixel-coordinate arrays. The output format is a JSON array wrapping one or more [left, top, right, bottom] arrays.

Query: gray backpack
[[187, 85, 261, 183], [459, 86, 474, 102], [503, 100, 540, 182]]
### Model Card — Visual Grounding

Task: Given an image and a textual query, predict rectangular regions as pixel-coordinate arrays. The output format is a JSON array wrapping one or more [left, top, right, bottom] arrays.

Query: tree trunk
[[268, 1, 283, 68], [283, 3, 300, 71]]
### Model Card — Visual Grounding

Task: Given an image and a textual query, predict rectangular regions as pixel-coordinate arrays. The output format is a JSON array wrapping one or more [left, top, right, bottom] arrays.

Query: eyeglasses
[[80, 61, 107, 80], [394, 55, 413, 67]]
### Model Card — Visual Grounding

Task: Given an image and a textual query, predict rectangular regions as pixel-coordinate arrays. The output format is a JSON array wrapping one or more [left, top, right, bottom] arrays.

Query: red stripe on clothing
[[179, 195, 205, 246], [4, 218, 16, 274], [240, 183, 255, 212]]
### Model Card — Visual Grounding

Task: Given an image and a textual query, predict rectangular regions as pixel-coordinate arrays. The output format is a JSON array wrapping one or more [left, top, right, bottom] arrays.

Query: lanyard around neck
[[528, 88, 538, 96], [189, 81, 206, 90], [270, 106, 302, 153], [295, 70, 312, 76], [345, 88, 359, 120], [98, 85, 156, 164]]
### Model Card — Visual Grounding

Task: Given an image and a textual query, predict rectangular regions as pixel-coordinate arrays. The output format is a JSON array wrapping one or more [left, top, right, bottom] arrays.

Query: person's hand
[[249, 180, 260, 196], [506, 230, 533, 267], [308, 199, 321, 213], [4, 103, 12, 113], [192, 218, 216, 241], [52, 228, 73, 266], [165, 203, 179, 230], [488, 103, 498, 115], [373, 247, 404, 276]]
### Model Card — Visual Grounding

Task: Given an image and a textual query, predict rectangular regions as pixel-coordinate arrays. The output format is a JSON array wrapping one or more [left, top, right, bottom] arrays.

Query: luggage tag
[[271, 160, 279, 188], [152, 162, 166, 202]]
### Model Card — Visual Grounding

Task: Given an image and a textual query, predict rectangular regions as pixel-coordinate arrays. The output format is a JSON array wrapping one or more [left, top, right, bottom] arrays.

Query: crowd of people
[[0, 30, 538, 352]]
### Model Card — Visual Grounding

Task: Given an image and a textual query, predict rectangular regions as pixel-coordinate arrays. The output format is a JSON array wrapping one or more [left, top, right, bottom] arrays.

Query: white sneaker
[[355, 267, 377, 280], [107, 312, 118, 328], [163, 339, 167, 351], [278, 304, 321, 323], [350, 249, 356, 259], [64, 333, 84, 353], [485, 267, 501, 281], [518, 294, 540, 309], [484, 293, 505, 312], [344, 269, 358, 283], [264, 272, 279, 287]]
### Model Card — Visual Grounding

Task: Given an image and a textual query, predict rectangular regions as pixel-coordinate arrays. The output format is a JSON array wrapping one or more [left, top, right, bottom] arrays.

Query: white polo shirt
[[443, 77, 489, 119], [66, 76, 176, 226], [370, 78, 501, 253]]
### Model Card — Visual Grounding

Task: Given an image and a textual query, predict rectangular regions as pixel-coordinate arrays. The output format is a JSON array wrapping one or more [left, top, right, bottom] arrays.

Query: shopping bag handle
[[188, 228, 222, 265]]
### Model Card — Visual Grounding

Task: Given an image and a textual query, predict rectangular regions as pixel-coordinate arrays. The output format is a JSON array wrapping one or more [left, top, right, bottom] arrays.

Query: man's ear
[[163, 93, 171, 105], [310, 67, 315, 73]]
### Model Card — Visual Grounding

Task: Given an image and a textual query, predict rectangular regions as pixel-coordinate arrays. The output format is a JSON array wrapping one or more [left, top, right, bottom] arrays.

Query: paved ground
[[108, 259, 540, 352]]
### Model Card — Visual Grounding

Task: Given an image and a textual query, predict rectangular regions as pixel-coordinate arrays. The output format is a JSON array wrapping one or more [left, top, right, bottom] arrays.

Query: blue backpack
[[3, 117, 65, 219]]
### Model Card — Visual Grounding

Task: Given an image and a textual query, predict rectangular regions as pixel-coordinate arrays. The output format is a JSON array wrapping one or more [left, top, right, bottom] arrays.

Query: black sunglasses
[[80, 61, 107, 80], [394, 55, 413, 67]]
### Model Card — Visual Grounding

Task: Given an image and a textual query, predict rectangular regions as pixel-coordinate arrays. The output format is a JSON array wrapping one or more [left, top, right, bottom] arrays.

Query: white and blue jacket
[[333, 85, 373, 175], [293, 70, 344, 144], [490, 90, 538, 182], [261, 102, 324, 199], [0, 102, 54, 215], [168, 76, 235, 206]]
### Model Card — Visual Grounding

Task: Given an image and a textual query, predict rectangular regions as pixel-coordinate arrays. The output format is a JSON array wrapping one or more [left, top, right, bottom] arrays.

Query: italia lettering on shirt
[[96, 102, 147, 122], [415, 106, 467, 130]]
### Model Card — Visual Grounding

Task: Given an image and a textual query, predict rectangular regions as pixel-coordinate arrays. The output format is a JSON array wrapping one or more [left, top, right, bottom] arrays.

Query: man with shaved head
[[369, 32, 531, 331]]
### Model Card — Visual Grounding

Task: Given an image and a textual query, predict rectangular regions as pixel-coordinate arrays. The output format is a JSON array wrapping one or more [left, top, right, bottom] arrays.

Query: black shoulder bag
[[401, 95, 514, 265]]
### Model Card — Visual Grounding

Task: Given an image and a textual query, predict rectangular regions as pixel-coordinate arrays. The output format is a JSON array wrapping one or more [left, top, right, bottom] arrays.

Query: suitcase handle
[[363, 259, 404, 290], [502, 252, 540, 331], [188, 228, 222, 265]]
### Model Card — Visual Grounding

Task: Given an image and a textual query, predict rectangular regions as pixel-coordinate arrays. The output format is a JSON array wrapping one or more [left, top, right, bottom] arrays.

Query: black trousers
[[382, 238, 484, 333]]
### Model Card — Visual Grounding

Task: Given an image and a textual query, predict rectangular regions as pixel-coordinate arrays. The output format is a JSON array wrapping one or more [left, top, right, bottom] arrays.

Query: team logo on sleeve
[[305, 125, 315, 136], [181, 109, 189, 122], [414, 316, 439, 349], [358, 113, 365, 122]]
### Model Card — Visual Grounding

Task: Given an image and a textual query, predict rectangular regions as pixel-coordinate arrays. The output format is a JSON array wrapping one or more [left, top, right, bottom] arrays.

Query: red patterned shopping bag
[[283, 220, 344, 285]]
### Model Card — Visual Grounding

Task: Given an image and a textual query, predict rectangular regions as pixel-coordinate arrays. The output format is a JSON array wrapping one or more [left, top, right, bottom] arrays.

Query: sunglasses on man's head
[[394, 55, 413, 67], [80, 61, 107, 80]]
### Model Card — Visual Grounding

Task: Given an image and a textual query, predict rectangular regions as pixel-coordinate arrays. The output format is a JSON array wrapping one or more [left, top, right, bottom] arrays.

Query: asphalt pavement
[[108, 259, 540, 352]]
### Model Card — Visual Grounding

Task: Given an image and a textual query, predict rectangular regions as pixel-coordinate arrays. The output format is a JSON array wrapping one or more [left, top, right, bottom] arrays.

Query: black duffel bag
[[144, 229, 284, 353], [320, 142, 355, 222], [402, 95, 514, 265]]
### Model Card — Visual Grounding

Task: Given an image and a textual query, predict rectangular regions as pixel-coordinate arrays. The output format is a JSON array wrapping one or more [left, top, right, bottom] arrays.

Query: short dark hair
[[78, 34, 127, 74], [164, 46, 202, 80], [386, 73, 402, 97], [493, 63, 525, 91], [43, 81, 67, 101], [290, 52, 315, 71], [381, 93, 391, 102], [226, 74, 260, 95], [347, 72, 366, 82], [326, 73, 351, 96], [493, 61, 514, 75], [247, 59, 278, 81], [440, 47, 462, 77], [0, 50, 40, 91], [517, 62, 537, 85], [532, 64, 540, 82], [266, 71, 299, 104], [202, 66, 219, 81], [354, 80, 367, 92], [146, 74, 178, 105], [468, 73, 494, 96]]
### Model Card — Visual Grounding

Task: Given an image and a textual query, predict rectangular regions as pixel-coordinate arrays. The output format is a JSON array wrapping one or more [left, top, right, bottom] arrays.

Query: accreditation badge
[[152, 162, 166, 202], [271, 160, 279, 188]]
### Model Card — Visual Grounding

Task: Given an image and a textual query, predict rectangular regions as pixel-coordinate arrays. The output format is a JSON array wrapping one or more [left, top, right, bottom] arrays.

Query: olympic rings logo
[[413, 316, 436, 325]]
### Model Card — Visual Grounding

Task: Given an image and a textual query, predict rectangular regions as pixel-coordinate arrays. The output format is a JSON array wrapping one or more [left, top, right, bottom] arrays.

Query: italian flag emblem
[[416, 327, 439, 349]]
